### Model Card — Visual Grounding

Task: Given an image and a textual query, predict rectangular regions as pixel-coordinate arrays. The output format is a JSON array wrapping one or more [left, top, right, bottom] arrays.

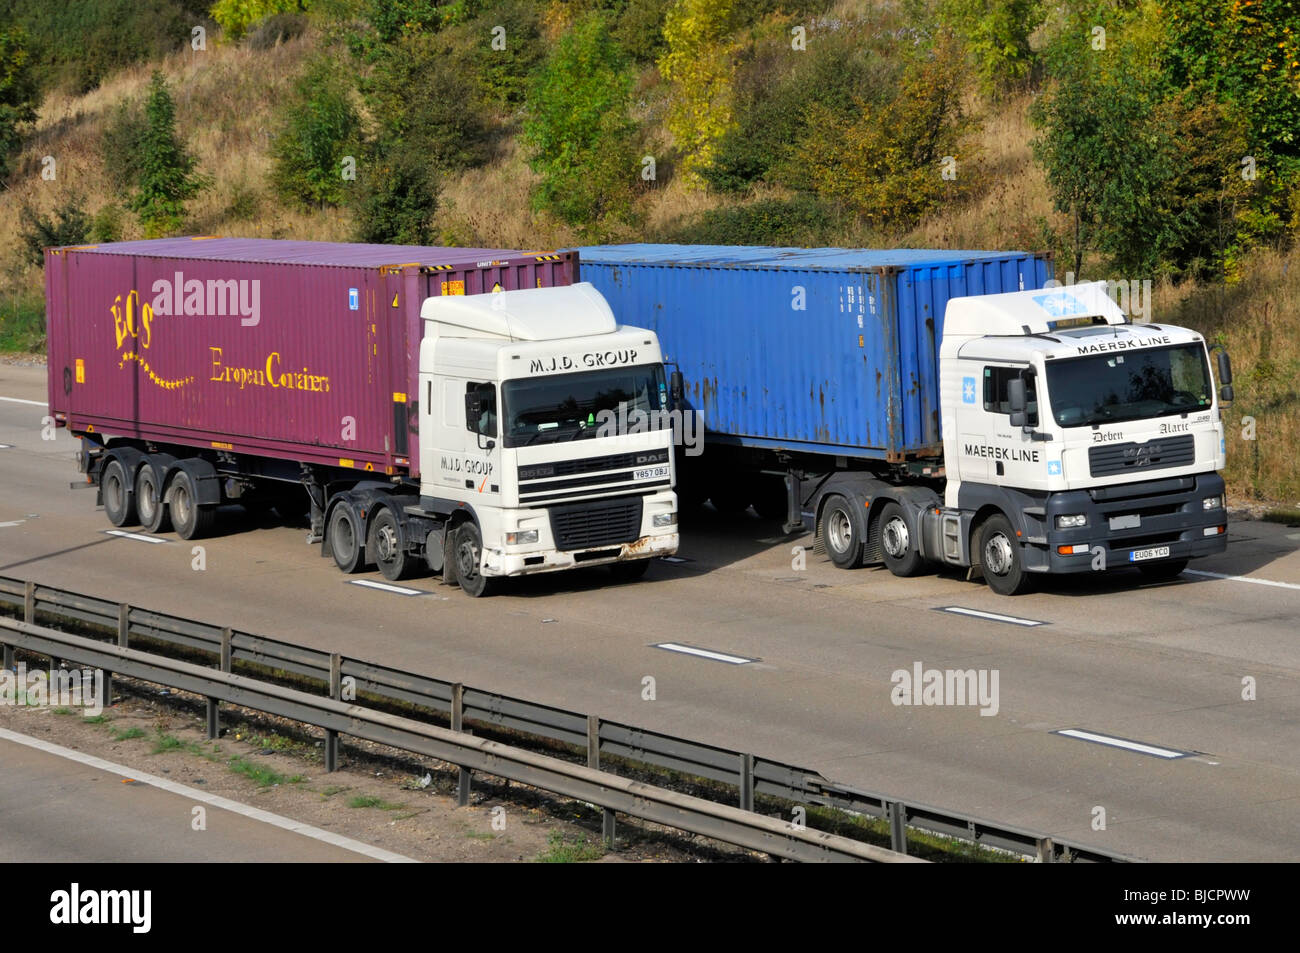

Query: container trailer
[[575, 244, 1232, 594], [46, 238, 679, 596]]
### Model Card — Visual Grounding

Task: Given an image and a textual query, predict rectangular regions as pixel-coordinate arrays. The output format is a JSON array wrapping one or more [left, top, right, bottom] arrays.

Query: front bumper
[[1023, 472, 1227, 574], [483, 532, 679, 577]]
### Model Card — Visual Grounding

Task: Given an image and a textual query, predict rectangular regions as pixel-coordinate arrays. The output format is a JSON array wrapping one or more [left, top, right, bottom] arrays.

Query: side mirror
[[1220, 383, 1234, 403], [464, 392, 482, 430], [1216, 350, 1233, 386], [1007, 376, 1029, 428], [669, 369, 684, 407]]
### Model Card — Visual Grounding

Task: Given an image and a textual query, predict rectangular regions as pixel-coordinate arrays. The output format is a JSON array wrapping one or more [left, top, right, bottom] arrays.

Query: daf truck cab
[[407, 282, 680, 595]]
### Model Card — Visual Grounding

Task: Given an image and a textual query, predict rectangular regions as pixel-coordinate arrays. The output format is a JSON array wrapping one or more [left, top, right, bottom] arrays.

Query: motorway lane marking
[[0, 444, 12, 449], [653, 642, 757, 664], [348, 579, 428, 596], [937, 606, 1047, 627], [0, 520, 26, 527], [0, 396, 46, 407], [1184, 569, 1300, 592], [660, 555, 693, 563], [1053, 728, 1195, 759], [104, 529, 167, 544], [0, 727, 419, 862]]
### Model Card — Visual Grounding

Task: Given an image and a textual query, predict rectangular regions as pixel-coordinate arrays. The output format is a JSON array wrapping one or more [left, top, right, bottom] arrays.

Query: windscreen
[[1045, 343, 1213, 427], [501, 364, 667, 447]]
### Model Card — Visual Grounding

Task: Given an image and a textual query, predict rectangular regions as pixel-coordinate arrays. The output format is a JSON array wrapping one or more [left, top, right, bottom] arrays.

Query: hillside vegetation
[[0, 0, 1297, 503]]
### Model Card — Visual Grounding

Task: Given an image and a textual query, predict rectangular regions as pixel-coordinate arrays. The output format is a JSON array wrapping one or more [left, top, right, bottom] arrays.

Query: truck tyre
[[368, 508, 416, 581], [328, 503, 366, 573], [822, 495, 864, 569], [453, 522, 496, 598], [879, 501, 925, 577], [1138, 558, 1188, 581], [978, 515, 1033, 596], [102, 459, 136, 527], [609, 559, 651, 582], [135, 464, 171, 534], [168, 470, 216, 540]]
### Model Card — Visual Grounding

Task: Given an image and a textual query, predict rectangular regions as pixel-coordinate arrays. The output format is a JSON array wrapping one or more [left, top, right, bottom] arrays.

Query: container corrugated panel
[[46, 238, 576, 477], [573, 244, 1053, 460]]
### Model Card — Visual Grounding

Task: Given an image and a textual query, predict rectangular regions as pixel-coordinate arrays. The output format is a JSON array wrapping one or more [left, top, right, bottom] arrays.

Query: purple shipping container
[[45, 237, 577, 477]]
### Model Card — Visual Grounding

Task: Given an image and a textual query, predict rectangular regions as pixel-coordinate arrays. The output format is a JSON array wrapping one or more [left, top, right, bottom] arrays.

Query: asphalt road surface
[[2, 363, 1298, 861]]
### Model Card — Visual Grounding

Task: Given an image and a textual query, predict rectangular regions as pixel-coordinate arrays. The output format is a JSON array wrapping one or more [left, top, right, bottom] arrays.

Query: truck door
[[980, 364, 1042, 484]]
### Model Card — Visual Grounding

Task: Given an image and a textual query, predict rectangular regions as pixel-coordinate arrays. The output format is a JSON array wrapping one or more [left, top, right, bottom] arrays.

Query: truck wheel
[[822, 495, 864, 569], [135, 464, 171, 534], [328, 503, 366, 573], [453, 522, 496, 597], [978, 515, 1033, 595], [1138, 558, 1188, 581], [368, 508, 415, 581], [168, 471, 215, 540], [609, 559, 651, 582], [879, 501, 925, 577], [101, 459, 137, 527]]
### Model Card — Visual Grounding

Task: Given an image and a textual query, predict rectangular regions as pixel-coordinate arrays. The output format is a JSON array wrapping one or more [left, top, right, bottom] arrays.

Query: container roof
[[55, 236, 541, 268], [573, 243, 1038, 270]]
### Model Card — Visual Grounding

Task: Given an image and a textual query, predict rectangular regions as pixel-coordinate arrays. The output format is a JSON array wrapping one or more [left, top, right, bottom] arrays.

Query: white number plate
[[1130, 546, 1171, 562], [633, 465, 670, 481]]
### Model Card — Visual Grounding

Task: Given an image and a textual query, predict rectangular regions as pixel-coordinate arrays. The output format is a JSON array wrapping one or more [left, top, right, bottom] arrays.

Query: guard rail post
[[451, 682, 471, 806], [588, 715, 615, 844], [740, 753, 755, 812], [889, 800, 908, 855], [326, 652, 341, 772], [206, 626, 231, 741]]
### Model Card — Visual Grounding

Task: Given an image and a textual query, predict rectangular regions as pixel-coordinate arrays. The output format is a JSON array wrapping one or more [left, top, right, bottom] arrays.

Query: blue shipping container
[[574, 245, 1054, 460]]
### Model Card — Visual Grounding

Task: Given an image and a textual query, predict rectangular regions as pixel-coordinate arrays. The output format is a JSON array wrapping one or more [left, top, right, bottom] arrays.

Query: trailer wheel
[[978, 515, 1033, 595], [328, 503, 366, 573], [168, 471, 215, 540], [101, 459, 136, 527], [822, 495, 864, 569], [368, 508, 416, 581], [879, 501, 924, 577], [453, 522, 496, 598], [135, 464, 171, 534]]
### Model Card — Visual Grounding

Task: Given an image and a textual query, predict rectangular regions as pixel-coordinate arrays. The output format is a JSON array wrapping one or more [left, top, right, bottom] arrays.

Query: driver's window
[[984, 366, 1038, 427], [466, 381, 497, 437]]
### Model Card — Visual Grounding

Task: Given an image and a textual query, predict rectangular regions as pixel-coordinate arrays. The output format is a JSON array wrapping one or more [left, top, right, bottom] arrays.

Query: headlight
[[653, 512, 678, 528], [1055, 514, 1087, 529], [1202, 496, 1223, 511], [506, 529, 539, 545]]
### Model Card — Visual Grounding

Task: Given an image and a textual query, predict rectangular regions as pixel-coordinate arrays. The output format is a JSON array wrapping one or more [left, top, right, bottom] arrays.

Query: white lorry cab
[[415, 282, 680, 595], [935, 281, 1230, 593]]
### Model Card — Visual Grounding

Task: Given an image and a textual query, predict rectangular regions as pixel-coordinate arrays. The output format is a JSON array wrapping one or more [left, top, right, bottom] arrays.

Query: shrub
[[351, 142, 440, 244], [270, 56, 361, 209], [126, 73, 205, 237], [19, 201, 91, 266]]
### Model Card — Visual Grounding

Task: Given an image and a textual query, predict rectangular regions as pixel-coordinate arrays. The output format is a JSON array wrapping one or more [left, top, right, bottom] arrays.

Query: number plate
[[633, 465, 670, 481], [1109, 513, 1141, 531], [1129, 546, 1171, 562]]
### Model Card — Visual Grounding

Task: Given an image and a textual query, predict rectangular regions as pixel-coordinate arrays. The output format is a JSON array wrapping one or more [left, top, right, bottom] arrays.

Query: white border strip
[[0, 396, 46, 407], [1184, 569, 1300, 592], [938, 606, 1046, 627], [653, 642, 756, 665], [348, 579, 427, 597], [104, 529, 167, 545], [0, 727, 418, 862], [1054, 728, 1192, 759]]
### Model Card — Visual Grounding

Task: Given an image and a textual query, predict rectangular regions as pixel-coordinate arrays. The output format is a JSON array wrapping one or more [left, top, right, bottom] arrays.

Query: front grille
[[549, 496, 643, 551], [1089, 434, 1195, 478], [519, 448, 669, 482]]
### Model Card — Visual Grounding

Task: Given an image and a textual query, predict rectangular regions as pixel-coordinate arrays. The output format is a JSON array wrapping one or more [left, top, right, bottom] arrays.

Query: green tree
[[19, 201, 90, 267], [270, 57, 361, 210], [0, 23, 39, 180], [939, 0, 1044, 96], [522, 11, 639, 231], [127, 73, 205, 237], [351, 142, 439, 244]]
